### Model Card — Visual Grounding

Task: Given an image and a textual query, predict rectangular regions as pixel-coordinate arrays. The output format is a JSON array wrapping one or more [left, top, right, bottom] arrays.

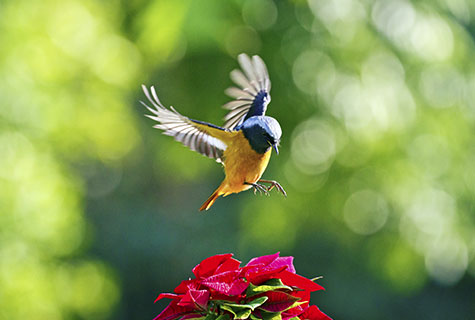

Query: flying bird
[[141, 53, 286, 211]]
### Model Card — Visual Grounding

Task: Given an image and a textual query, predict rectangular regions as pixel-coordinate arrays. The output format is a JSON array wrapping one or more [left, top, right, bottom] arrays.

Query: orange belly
[[221, 131, 271, 196]]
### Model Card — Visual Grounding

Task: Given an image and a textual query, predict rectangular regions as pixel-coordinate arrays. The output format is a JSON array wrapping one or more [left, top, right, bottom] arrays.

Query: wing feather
[[238, 54, 260, 93], [224, 105, 253, 121], [222, 100, 252, 110], [230, 70, 258, 95], [223, 54, 272, 129], [225, 87, 254, 100], [141, 85, 230, 162]]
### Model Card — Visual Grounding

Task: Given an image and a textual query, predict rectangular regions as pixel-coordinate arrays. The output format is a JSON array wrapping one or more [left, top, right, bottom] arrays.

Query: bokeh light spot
[[405, 188, 455, 236], [242, 0, 278, 31], [372, 0, 416, 46], [309, 0, 366, 25], [409, 13, 454, 62], [425, 236, 468, 285], [372, 0, 454, 61], [291, 119, 336, 175], [292, 49, 334, 95], [343, 189, 389, 235]]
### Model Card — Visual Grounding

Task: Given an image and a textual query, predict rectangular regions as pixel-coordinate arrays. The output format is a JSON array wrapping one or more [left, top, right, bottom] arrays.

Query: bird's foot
[[258, 179, 287, 197], [245, 182, 269, 196]]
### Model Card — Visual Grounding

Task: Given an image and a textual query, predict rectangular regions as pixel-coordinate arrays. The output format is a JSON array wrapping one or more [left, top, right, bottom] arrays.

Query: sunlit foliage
[[0, 0, 137, 318]]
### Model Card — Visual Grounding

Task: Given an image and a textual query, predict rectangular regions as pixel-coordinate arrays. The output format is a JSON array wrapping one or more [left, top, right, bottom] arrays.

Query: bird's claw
[[246, 182, 269, 196], [252, 183, 269, 196], [258, 180, 287, 197]]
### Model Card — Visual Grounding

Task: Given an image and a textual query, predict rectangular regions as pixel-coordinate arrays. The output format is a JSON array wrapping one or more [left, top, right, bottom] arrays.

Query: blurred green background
[[1, 0, 475, 319]]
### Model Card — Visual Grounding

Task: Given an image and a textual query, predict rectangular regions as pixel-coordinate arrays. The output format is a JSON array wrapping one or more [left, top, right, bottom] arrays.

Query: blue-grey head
[[240, 116, 282, 154]]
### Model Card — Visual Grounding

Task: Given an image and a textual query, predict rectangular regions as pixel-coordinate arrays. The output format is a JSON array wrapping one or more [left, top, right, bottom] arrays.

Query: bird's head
[[241, 116, 282, 154]]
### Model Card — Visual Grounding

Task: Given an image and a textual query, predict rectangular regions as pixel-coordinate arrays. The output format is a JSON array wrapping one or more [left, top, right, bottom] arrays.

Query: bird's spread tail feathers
[[199, 185, 225, 211]]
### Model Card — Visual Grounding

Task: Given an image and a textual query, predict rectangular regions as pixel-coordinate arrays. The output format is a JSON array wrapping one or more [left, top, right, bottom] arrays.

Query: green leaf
[[246, 279, 292, 297], [215, 315, 231, 320], [220, 297, 268, 320], [220, 305, 237, 318], [220, 304, 252, 319], [235, 309, 252, 319], [204, 313, 218, 320], [281, 300, 307, 313], [222, 296, 268, 311], [247, 296, 269, 310], [258, 310, 282, 320]]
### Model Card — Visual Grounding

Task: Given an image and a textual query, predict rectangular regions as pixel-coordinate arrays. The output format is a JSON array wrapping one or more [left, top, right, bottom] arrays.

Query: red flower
[[246, 252, 296, 273], [153, 253, 331, 320], [154, 297, 195, 320], [298, 305, 332, 320], [192, 253, 241, 279], [278, 270, 324, 292]]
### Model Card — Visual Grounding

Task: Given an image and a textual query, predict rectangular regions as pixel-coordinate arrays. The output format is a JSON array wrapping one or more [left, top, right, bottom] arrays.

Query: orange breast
[[221, 131, 272, 195]]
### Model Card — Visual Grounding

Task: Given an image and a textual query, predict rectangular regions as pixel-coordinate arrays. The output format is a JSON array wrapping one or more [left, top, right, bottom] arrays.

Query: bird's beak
[[273, 144, 279, 155]]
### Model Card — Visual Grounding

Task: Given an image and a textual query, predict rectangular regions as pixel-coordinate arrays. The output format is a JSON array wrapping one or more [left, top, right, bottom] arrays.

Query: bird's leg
[[257, 179, 287, 197], [244, 182, 269, 196]]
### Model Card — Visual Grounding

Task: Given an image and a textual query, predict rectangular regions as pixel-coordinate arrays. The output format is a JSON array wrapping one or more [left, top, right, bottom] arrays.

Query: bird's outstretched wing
[[222, 53, 271, 130], [141, 85, 230, 163]]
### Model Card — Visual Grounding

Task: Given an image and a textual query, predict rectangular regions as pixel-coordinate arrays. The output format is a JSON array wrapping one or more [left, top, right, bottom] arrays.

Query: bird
[[141, 53, 286, 211]]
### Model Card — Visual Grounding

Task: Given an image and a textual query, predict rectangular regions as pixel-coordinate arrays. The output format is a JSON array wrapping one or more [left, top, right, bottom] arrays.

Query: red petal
[[291, 289, 310, 304], [155, 293, 181, 303], [260, 291, 300, 313], [283, 304, 305, 317], [203, 278, 248, 296], [203, 269, 240, 284], [190, 289, 210, 309], [202, 270, 248, 296], [260, 299, 296, 313], [265, 291, 300, 303], [299, 305, 332, 320], [269, 256, 296, 274], [246, 252, 280, 267], [177, 292, 195, 309], [174, 279, 200, 294], [246, 266, 287, 285], [176, 288, 209, 309], [246, 253, 296, 274], [278, 271, 324, 292], [192, 254, 234, 279], [210, 292, 242, 302], [215, 257, 242, 274], [283, 313, 299, 320], [153, 300, 195, 320]]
